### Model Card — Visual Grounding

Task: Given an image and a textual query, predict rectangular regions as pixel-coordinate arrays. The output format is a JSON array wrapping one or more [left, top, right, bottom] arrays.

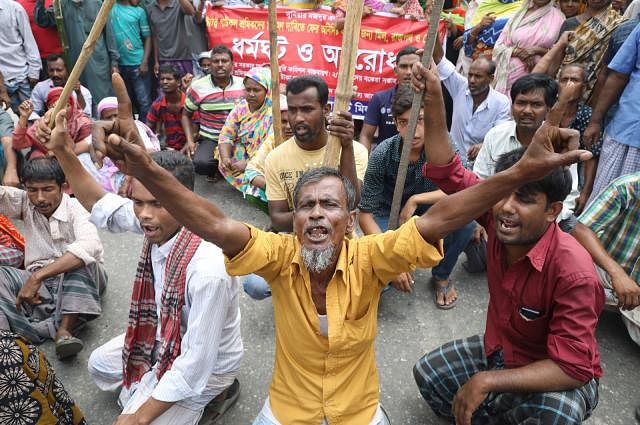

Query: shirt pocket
[[509, 307, 549, 346], [341, 300, 377, 353]]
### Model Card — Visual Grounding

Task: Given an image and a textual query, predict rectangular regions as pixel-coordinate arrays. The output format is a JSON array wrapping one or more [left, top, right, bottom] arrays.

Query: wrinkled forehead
[[295, 177, 348, 207]]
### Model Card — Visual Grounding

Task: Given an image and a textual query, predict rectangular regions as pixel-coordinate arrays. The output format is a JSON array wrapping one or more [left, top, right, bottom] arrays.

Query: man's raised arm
[[410, 60, 591, 245], [91, 74, 250, 257]]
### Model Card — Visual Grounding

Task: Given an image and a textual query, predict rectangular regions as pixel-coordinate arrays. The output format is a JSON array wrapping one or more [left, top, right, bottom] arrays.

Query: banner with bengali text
[[205, 6, 442, 119]]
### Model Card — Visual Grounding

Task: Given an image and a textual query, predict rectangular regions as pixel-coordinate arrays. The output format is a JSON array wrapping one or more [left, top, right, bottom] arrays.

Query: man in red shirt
[[17, 0, 62, 64], [412, 63, 604, 424]]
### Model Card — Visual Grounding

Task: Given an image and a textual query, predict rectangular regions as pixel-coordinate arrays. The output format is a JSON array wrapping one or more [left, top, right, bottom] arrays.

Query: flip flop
[[55, 335, 84, 360], [432, 278, 457, 310], [199, 378, 241, 424]]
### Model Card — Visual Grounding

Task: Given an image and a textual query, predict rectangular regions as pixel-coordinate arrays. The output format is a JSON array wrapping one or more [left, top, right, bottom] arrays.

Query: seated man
[[46, 94, 242, 424], [572, 172, 640, 343], [87, 60, 588, 424], [0, 107, 20, 187], [433, 37, 511, 164], [413, 60, 602, 424], [358, 85, 474, 308], [30, 54, 92, 118], [0, 158, 106, 359]]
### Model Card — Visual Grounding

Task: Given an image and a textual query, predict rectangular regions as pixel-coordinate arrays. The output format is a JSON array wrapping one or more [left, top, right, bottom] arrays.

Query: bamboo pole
[[268, 0, 283, 146], [387, 0, 445, 230], [322, 0, 365, 167], [49, 0, 116, 129]]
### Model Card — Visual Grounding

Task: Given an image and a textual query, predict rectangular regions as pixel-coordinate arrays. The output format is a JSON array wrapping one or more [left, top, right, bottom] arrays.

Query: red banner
[[205, 6, 441, 118]]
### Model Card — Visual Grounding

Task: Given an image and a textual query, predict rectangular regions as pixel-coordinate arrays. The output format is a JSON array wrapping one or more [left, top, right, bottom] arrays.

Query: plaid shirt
[[579, 172, 640, 283]]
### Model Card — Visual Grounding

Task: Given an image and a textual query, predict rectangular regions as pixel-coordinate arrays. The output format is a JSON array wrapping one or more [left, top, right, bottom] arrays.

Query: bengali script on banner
[[205, 6, 438, 119]]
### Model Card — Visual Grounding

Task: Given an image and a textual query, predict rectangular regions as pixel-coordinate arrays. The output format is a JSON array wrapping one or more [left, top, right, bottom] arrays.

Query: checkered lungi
[[588, 134, 640, 205], [413, 335, 599, 425]]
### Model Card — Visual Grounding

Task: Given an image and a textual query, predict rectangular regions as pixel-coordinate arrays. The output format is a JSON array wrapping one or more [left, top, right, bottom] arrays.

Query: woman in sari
[[218, 67, 273, 196], [492, 0, 565, 94], [533, 0, 625, 101]]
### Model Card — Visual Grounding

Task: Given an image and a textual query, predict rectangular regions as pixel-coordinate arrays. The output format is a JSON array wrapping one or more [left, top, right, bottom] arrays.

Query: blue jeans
[[4, 79, 31, 114], [243, 274, 271, 300], [119, 65, 151, 123], [374, 215, 475, 281]]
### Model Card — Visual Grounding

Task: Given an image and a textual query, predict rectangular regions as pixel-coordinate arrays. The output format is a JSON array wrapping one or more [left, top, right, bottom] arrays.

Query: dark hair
[[473, 56, 497, 76], [286, 76, 329, 106], [293, 167, 356, 211], [46, 54, 65, 65], [559, 63, 587, 83], [396, 46, 419, 63], [158, 65, 180, 80], [210, 44, 233, 62], [495, 147, 572, 205], [150, 151, 195, 191], [510, 73, 558, 107], [391, 84, 415, 117], [21, 157, 65, 186]]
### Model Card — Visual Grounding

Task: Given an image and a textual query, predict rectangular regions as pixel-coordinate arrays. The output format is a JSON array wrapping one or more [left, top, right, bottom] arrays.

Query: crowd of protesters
[[0, 0, 639, 422]]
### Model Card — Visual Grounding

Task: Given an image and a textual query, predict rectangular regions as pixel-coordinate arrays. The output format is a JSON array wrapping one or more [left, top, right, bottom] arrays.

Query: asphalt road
[[36, 176, 640, 424]]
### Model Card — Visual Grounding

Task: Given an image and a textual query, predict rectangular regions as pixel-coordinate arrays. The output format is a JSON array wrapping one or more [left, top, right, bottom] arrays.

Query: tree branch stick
[[268, 0, 283, 146], [49, 0, 116, 129], [388, 0, 445, 230]]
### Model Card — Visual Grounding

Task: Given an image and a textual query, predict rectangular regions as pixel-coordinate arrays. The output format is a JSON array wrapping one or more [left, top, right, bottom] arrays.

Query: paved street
[[36, 176, 640, 424]]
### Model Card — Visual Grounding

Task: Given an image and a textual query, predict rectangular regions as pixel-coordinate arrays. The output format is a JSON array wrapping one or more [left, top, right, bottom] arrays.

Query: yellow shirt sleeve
[[361, 217, 444, 284], [353, 141, 369, 182], [224, 224, 296, 283]]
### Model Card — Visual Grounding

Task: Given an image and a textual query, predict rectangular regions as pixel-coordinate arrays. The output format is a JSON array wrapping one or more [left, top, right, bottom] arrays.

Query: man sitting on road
[[0, 158, 106, 359], [413, 59, 603, 425], [45, 79, 242, 423], [358, 85, 474, 309], [86, 60, 589, 424]]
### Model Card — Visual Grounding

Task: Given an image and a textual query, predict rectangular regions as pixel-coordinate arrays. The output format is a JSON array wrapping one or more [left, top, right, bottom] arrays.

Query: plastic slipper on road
[[432, 278, 457, 310]]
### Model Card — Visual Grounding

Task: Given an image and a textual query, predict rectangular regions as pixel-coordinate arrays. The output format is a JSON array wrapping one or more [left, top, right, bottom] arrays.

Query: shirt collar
[[50, 195, 70, 223], [152, 231, 179, 261], [524, 222, 557, 272], [160, 91, 186, 107]]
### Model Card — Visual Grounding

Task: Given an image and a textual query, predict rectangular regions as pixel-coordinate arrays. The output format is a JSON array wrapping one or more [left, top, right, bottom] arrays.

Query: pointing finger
[[112, 73, 133, 120]]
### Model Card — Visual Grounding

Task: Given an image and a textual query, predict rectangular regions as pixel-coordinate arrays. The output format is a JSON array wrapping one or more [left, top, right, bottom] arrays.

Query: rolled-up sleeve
[[67, 200, 104, 265], [547, 273, 604, 382], [90, 193, 142, 234]]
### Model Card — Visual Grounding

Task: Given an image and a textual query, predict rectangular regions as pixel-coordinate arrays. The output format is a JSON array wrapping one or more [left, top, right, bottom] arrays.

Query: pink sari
[[492, 0, 565, 94]]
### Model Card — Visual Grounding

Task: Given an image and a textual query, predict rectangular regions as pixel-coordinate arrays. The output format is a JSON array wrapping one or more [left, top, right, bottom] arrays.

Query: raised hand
[[18, 100, 33, 119], [411, 57, 443, 105], [91, 73, 144, 168], [327, 110, 355, 148], [514, 82, 591, 182], [46, 110, 76, 153]]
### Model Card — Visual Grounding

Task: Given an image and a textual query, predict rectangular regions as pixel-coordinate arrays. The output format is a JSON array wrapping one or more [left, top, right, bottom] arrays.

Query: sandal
[[432, 278, 458, 310], [55, 335, 84, 359], [199, 378, 240, 424]]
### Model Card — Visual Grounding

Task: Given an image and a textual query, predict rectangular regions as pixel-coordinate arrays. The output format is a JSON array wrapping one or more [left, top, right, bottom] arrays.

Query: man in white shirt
[[433, 39, 512, 164], [47, 105, 242, 424], [474, 73, 580, 229], [30, 54, 93, 118]]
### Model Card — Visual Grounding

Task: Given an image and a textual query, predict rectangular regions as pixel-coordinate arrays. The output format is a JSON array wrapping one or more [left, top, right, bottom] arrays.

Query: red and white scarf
[[122, 227, 202, 388]]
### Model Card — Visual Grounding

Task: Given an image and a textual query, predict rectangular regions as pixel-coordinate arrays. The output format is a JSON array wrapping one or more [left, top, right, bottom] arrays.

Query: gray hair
[[292, 167, 356, 211]]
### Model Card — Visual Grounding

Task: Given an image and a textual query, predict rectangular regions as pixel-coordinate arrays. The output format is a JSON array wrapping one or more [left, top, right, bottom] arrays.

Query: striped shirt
[[579, 172, 640, 283], [147, 92, 187, 150], [184, 75, 244, 143]]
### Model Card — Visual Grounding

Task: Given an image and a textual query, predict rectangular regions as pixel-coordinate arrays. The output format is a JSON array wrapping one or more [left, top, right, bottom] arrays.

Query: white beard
[[300, 242, 336, 274]]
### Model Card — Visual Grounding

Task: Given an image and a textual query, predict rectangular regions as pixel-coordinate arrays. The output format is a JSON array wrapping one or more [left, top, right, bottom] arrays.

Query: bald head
[[468, 57, 495, 96]]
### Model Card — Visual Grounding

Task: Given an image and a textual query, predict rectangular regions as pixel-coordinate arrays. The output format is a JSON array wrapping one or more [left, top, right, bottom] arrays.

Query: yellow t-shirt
[[225, 218, 443, 424], [264, 137, 369, 209]]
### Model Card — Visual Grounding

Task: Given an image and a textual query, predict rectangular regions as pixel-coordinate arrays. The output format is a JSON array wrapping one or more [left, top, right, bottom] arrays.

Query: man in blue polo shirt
[[359, 46, 420, 153]]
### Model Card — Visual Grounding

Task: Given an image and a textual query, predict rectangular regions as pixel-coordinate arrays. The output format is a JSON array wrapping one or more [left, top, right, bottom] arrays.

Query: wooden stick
[[387, 0, 445, 230], [322, 0, 365, 167], [49, 0, 116, 129], [268, 0, 283, 146]]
